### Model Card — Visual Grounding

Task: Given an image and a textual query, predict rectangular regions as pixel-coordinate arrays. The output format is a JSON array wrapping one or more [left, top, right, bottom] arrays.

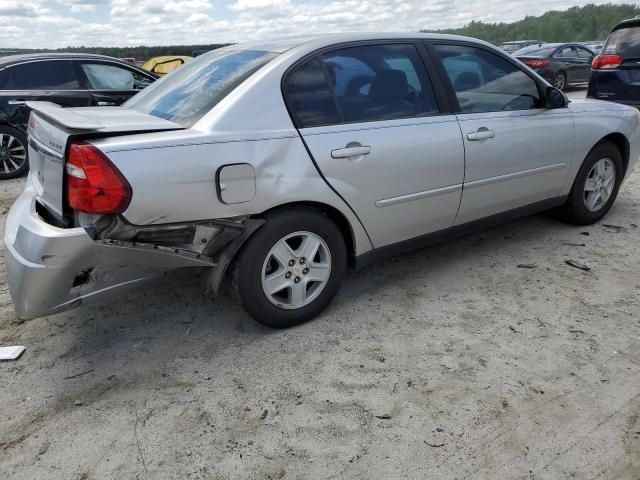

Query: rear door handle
[[331, 144, 371, 159], [97, 101, 116, 106], [467, 129, 495, 141]]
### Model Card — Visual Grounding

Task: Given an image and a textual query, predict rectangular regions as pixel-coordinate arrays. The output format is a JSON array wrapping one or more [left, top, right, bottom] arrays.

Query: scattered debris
[[536, 318, 546, 328], [517, 263, 537, 269], [435, 427, 445, 432], [259, 409, 268, 420], [375, 413, 392, 419], [580, 231, 590, 236], [509, 325, 519, 333], [38, 441, 50, 456], [0, 346, 25, 361], [568, 329, 586, 334], [425, 441, 445, 448], [74, 400, 83, 406], [565, 260, 591, 271], [64, 368, 94, 380], [603, 224, 625, 232], [562, 242, 586, 247]]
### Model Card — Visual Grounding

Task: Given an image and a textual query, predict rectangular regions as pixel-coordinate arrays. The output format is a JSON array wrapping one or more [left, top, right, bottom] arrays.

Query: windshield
[[603, 26, 640, 59], [125, 49, 278, 127]]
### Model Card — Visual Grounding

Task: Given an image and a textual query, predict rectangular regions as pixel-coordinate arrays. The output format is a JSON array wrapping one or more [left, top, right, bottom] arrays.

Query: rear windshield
[[603, 26, 640, 59], [500, 43, 521, 53], [515, 45, 557, 57], [125, 49, 278, 127]]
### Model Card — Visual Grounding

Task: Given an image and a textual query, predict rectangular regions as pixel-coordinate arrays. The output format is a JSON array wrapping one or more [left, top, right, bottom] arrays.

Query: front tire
[[0, 125, 28, 179], [230, 207, 347, 328], [553, 71, 567, 91], [558, 141, 623, 225]]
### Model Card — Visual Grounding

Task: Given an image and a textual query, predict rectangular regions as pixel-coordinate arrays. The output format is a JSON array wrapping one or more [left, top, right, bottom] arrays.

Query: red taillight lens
[[66, 142, 132, 214], [523, 59, 551, 69], [592, 54, 623, 69]]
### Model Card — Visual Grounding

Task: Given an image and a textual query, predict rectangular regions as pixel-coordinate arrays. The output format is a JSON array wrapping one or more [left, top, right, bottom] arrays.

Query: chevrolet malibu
[[5, 34, 639, 328]]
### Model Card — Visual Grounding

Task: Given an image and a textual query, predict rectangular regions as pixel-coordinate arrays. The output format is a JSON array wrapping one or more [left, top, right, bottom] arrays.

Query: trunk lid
[[27, 102, 183, 222]]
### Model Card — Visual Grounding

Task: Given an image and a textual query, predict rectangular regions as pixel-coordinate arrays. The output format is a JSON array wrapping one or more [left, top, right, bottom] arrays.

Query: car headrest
[[369, 70, 408, 103]]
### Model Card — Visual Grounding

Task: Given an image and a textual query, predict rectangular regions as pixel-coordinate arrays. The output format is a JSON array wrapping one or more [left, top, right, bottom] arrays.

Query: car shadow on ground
[[52, 209, 582, 365]]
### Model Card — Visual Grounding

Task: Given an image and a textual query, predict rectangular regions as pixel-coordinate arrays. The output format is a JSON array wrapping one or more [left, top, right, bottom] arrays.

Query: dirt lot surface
[[1, 103, 639, 479]]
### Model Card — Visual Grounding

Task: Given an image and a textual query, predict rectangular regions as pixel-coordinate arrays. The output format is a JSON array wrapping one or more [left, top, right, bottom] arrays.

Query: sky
[[0, 0, 634, 48]]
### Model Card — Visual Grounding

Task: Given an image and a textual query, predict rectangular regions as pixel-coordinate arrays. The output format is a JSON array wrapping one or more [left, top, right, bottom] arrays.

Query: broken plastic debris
[[0, 346, 25, 360]]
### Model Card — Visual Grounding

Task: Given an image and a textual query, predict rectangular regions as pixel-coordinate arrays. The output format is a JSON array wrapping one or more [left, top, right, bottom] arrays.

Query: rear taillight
[[592, 54, 623, 69], [523, 59, 551, 69], [66, 142, 132, 214]]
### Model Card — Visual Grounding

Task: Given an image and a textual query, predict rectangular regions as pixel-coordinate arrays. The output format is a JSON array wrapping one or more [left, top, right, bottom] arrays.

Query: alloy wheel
[[261, 231, 332, 309], [0, 133, 27, 174], [583, 157, 615, 212], [554, 72, 566, 90]]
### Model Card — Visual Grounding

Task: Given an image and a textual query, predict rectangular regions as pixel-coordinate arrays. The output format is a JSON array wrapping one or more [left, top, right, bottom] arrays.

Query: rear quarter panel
[[95, 129, 374, 255]]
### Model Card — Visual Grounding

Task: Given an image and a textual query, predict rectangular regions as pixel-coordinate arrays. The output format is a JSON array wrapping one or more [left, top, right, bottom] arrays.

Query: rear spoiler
[[26, 101, 183, 133], [27, 101, 103, 130]]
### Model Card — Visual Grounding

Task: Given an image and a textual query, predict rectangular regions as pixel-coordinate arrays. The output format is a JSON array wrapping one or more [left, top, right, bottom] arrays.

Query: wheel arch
[[255, 201, 358, 266], [596, 132, 630, 177]]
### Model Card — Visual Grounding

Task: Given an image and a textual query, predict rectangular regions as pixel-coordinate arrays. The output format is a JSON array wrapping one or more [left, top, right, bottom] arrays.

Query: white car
[[4, 34, 639, 328]]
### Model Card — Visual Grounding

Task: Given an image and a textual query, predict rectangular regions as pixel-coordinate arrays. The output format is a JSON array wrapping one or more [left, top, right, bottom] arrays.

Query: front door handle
[[467, 129, 495, 141], [97, 101, 116, 106], [331, 143, 371, 159]]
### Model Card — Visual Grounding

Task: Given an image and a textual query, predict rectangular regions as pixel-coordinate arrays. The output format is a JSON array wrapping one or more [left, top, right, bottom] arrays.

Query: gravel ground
[[1, 90, 639, 480]]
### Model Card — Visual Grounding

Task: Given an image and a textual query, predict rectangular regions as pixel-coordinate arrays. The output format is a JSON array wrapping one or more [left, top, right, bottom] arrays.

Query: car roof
[[0, 52, 137, 67], [614, 17, 640, 30], [221, 32, 497, 54]]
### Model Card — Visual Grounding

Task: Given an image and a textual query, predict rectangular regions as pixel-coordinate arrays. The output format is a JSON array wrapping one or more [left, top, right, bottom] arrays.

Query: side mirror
[[545, 86, 568, 108]]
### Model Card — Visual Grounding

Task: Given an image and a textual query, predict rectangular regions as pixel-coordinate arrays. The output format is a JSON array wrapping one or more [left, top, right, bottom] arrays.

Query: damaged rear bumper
[[4, 186, 219, 320]]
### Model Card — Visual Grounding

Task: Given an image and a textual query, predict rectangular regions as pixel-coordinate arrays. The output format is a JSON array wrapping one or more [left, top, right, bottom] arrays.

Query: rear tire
[[557, 141, 623, 225], [230, 207, 347, 328], [0, 125, 28, 179]]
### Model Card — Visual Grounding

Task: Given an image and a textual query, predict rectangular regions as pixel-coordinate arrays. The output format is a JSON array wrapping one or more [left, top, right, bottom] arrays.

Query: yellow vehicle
[[141, 56, 192, 75]]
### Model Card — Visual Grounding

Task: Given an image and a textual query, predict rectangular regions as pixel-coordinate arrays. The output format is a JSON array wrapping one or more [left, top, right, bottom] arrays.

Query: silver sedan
[[5, 33, 640, 328]]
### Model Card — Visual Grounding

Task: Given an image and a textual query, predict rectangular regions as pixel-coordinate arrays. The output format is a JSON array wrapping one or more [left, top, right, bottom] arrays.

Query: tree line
[[425, 3, 640, 44], [1, 3, 639, 59], [0, 44, 230, 60]]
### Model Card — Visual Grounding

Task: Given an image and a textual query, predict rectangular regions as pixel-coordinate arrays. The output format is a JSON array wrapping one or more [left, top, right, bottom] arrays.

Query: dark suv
[[587, 17, 640, 107], [0, 53, 157, 178]]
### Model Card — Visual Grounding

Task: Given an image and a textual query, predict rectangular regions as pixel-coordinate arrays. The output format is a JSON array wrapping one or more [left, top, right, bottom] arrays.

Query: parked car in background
[[515, 43, 595, 90], [582, 41, 604, 54], [588, 18, 640, 107], [141, 56, 192, 75], [0, 53, 157, 178], [499, 40, 545, 53], [5, 34, 638, 328]]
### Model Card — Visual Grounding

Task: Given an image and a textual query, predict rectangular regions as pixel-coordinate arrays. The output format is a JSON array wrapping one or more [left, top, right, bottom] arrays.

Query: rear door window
[[284, 58, 341, 128], [604, 26, 640, 59], [284, 43, 439, 127], [555, 47, 577, 58], [576, 47, 594, 58], [81, 63, 153, 90], [3, 60, 81, 90]]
